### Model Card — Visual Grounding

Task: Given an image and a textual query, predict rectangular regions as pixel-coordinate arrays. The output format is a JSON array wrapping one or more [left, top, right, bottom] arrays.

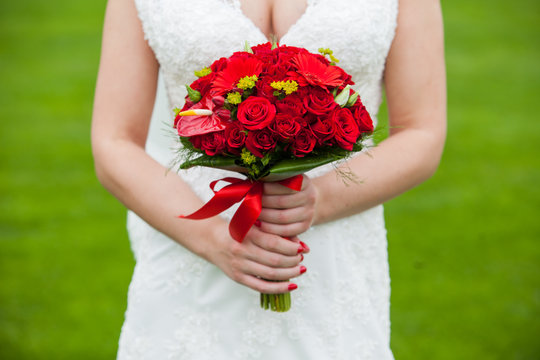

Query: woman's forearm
[[92, 137, 226, 260], [312, 125, 445, 225]]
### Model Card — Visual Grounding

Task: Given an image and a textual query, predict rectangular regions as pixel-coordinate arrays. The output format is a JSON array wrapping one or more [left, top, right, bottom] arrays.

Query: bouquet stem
[[260, 282, 291, 312]]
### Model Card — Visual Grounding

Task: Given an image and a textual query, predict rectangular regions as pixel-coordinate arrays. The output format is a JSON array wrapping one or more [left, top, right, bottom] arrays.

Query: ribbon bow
[[179, 175, 303, 242]]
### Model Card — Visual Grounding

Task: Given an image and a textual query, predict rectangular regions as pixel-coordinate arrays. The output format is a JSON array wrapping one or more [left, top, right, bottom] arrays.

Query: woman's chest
[[236, 0, 309, 42], [136, 0, 398, 100]]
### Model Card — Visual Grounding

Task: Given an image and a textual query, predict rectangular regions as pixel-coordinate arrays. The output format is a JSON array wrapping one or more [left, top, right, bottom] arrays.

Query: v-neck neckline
[[229, 0, 315, 44]]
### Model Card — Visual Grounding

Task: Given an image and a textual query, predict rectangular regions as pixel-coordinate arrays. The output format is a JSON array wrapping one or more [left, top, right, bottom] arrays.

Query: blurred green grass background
[[1, 0, 539, 359]]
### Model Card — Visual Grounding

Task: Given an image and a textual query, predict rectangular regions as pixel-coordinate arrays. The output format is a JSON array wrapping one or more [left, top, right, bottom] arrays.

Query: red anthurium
[[177, 96, 230, 137]]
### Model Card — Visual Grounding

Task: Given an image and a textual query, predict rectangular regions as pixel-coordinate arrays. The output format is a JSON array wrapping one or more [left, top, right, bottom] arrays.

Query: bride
[[91, 0, 446, 358]]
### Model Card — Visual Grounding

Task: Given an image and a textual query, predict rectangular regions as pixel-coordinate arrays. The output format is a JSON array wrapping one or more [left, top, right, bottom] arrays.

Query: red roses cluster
[[175, 42, 373, 172]]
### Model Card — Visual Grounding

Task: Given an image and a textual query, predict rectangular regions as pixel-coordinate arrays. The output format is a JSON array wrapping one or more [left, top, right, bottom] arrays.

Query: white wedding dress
[[118, 0, 398, 359]]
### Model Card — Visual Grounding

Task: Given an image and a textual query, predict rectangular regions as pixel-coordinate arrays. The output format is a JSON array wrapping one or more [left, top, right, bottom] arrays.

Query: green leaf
[[244, 40, 254, 54], [265, 153, 344, 180], [261, 153, 272, 166], [345, 92, 359, 107], [178, 150, 355, 182], [185, 85, 201, 103], [179, 155, 245, 172], [334, 85, 351, 107]]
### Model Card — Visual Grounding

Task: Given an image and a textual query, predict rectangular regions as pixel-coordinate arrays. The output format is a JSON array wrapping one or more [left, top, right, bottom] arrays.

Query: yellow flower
[[237, 75, 258, 90], [318, 47, 339, 64], [194, 67, 212, 78], [227, 92, 242, 105], [241, 148, 257, 165], [270, 80, 298, 95]]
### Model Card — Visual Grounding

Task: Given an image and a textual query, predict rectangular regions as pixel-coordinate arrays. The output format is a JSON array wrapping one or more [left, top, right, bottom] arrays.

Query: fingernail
[[288, 284, 298, 291], [300, 241, 310, 252], [297, 246, 304, 254], [254, 220, 261, 227], [300, 254, 304, 261], [300, 265, 307, 274]]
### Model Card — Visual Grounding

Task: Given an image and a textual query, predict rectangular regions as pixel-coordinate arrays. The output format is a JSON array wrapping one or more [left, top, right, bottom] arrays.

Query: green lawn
[[1, 1, 539, 359]]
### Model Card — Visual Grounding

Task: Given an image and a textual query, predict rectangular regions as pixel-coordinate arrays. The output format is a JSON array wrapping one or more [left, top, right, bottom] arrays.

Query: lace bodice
[[118, 1, 398, 359]]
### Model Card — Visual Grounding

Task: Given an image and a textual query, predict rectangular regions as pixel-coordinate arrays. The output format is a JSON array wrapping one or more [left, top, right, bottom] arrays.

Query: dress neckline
[[228, 0, 317, 43]]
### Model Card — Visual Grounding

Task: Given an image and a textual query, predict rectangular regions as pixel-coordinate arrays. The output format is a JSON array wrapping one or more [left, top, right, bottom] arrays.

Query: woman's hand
[[258, 175, 318, 237], [208, 224, 309, 294]]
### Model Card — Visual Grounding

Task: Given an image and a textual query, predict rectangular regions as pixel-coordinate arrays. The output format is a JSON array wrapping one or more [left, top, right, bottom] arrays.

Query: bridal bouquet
[[175, 42, 373, 312]]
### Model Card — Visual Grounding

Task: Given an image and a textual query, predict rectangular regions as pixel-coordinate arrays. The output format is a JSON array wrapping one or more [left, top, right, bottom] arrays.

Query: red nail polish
[[300, 265, 307, 274], [288, 284, 298, 291], [300, 241, 310, 252], [254, 220, 261, 227], [297, 246, 304, 254], [300, 254, 304, 262]]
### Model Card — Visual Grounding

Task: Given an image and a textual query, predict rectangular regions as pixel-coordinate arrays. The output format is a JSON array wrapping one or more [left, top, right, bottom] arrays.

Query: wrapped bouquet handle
[[179, 175, 303, 242]]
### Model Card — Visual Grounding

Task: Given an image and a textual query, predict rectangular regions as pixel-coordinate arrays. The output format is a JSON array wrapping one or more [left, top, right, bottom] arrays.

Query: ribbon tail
[[229, 181, 263, 242], [180, 181, 251, 220], [278, 174, 303, 191]]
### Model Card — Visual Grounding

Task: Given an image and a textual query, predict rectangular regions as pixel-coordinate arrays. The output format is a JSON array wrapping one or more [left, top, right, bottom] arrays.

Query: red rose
[[275, 94, 306, 117], [237, 96, 276, 130], [199, 131, 226, 156], [310, 115, 336, 145], [188, 134, 203, 150], [251, 42, 273, 55], [332, 108, 360, 151], [278, 45, 307, 57], [294, 85, 310, 99], [272, 114, 301, 141], [255, 77, 278, 103], [229, 51, 254, 62], [266, 52, 294, 76], [291, 127, 316, 157], [210, 57, 228, 72], [245, 128, 277, 158], [350, 101, 374, 133], [225, 123, 247, 155], [252, 43, 277, 72], [303, 87, 337, 116]]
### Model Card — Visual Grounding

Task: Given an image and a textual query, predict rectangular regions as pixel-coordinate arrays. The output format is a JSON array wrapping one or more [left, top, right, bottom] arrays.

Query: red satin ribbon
[[179, 175, 303, 242]]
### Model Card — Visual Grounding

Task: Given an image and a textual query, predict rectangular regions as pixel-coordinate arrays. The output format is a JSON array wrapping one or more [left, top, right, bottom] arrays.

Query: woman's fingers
[[263, 177, 307, 195], [258, 206, 314, 225], [211, 225, 308, 294], [243, 260, 306, 282], [243, 241, 302, 268], [260, 175, 318, 237], [260, 192, 307, 209], [247, 227, 303, 257], [258, 203, 315, 237], [257, 221, 310, 238], [227, 234, 306, 293], [240, 275, 299, 294]]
